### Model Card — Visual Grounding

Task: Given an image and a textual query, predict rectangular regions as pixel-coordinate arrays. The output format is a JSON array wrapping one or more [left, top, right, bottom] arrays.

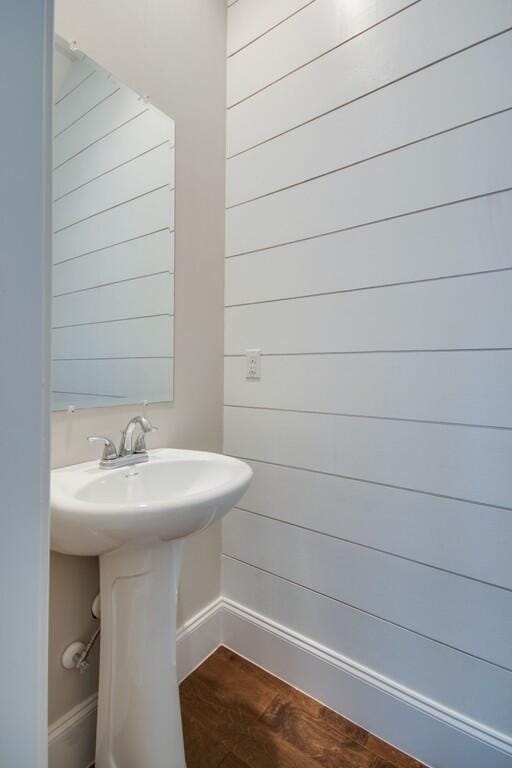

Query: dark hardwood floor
[[180, 646, 425, 768]]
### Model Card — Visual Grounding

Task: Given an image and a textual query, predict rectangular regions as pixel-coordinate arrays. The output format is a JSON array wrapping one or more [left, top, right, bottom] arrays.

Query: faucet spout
[[119, 416, 156, 457]]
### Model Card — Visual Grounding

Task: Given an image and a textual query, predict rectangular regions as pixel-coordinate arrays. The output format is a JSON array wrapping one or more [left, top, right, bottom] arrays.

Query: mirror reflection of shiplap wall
[[52, 41, 175, 410]]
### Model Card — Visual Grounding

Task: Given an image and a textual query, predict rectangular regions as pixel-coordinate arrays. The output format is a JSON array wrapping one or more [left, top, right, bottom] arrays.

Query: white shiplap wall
[[223, 2, 512, 766], [52, 51, 175, 410]]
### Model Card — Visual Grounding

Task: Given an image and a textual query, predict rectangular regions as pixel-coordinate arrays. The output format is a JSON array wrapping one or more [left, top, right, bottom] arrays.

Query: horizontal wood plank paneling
[[54, 87, 146, 167], [52, 315, 174, 360], [53, 358, 173, 403], [223, 510, 512, 669], [227, 110, 512, 255], [227, 33, 512, 206], [52, 54, 174, 410], [56, 56, 94, 101], [53, 273, 174, 327], [54, 70, 118, 135], [224, 1, 512, 762], [227, 0, 412, 106], [54, 108, 174, 198], [231, 459, 512, 589], [51, 392, 130, 409], [53, 229, 173, 294], [225, 271, 512, 354], [224, 351, 512, 429], [222, 557, 512, 734], [53, 186, 174, 263], [224, 404, 512, 512], [225, 191, 512, 304], [227, 0, 313, 55], [227, 0, 512, 155], [53, 142, 174, 230]]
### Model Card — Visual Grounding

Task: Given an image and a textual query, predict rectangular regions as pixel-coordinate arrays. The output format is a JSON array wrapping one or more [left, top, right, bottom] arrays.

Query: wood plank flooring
[[179, 646, 425, 768]]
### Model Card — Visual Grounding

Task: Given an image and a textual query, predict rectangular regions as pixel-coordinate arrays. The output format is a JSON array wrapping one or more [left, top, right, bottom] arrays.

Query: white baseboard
[[222, 598, 512, 768], [48, 597, 223, 768], [48, 694, 97, 768], [49, 596, 512, 768], [176, 596, 223, 682]]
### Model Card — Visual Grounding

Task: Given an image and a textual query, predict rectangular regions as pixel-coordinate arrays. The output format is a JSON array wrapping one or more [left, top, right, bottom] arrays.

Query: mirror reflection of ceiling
[[52, 40, 175, 411], [54, 48, 74, 96]]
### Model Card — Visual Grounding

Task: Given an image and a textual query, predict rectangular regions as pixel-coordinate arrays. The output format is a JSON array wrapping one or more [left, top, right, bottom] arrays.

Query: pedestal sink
[[50, 448, 252, 768]]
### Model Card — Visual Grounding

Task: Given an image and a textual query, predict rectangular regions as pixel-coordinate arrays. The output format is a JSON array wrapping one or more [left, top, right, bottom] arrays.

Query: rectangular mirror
[[52, 38, 175, 411]]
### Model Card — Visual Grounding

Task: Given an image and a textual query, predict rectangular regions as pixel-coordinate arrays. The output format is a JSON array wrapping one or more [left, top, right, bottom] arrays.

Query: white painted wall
[[49, 0, 226, 728], [0, 1, 53, 766], [223, 2, 512, 766], [52, 51, 175, 409]]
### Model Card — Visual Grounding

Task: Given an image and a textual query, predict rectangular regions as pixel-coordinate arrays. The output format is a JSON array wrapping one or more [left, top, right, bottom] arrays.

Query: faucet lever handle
[[87, 436, 118, 461]]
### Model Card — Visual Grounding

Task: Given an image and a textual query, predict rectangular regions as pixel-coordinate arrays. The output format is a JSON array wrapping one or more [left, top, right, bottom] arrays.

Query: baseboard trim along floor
[[48, 597, 512, 768], [48, 597, 222, 768], [48, 693, 97, 768]]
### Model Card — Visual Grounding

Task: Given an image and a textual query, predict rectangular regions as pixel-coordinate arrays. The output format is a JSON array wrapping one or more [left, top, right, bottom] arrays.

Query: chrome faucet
[[88, 416, 157, 469], [119, 416, 156, 456]]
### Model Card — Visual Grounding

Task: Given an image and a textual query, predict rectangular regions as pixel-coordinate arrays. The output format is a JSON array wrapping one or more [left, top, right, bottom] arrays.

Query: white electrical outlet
[[246, 349, 261, 379]]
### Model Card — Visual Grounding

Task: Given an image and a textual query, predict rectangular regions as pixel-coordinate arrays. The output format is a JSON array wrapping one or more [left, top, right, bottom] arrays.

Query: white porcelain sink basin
[[51, 448, 252, 556], [50, 448, 252, 768]]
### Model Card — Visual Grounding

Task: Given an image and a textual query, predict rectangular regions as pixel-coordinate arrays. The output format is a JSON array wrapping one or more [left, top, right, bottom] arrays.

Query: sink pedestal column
[[95, 538, 186, 768]]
